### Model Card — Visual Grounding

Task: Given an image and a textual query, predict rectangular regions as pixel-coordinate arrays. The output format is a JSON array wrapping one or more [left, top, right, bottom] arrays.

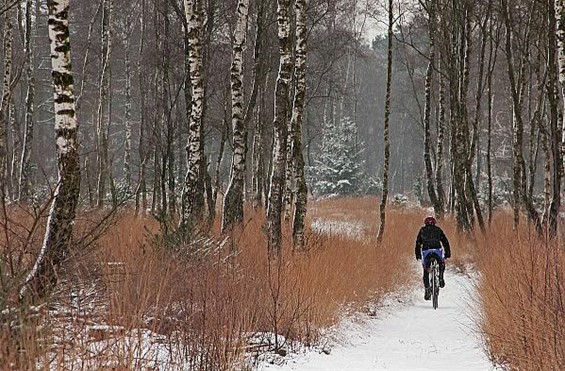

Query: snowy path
[[261, 269, 498, 371]]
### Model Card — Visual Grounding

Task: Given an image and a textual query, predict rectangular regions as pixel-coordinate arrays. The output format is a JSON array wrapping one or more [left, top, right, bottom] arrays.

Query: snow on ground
[[310, 219, 366, 240], [260, 267, 499, 371]]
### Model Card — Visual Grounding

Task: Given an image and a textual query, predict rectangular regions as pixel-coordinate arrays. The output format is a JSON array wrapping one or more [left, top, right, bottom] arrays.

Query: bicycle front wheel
[[430, 259, 439, 309]]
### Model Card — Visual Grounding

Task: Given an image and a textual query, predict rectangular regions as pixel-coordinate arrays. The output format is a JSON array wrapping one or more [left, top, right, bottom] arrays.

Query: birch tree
[[267, 0, 292, 254], [20, 0, 81, 300], [556, 0, 565, 176], [179, 0, 205, 231], [377, 0, 393, 242], [291, 0, 308, 248], [422, 0, 440, 217], [18, 0, 36, 201], [251, 1, 270, 211], [547, 0, 562, 237], [0, 0, 13, 201], [123, 14, 135, 191], [222, 0, 251, 232]]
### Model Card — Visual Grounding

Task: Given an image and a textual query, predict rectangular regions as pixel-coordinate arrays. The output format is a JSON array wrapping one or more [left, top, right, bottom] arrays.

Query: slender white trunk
[[222, 0, 250, 232], [291, 0, 308, 248], [20, 0, 81, 300], [266, 0, 293, 254], [179, 0, 205, 230], [377, 0, 393, 242]]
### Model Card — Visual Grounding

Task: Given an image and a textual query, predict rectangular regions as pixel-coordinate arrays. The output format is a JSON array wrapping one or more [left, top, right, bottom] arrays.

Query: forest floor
[[260, 264, 501, 371]]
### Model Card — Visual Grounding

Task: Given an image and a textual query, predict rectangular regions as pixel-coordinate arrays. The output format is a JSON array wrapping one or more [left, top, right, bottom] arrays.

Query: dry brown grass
[[89, 199, 418, 368], [0, 198, 443, 369], [474, 214, 565, 370]]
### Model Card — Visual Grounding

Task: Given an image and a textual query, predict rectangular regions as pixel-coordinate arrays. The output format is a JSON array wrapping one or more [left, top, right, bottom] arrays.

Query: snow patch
[[259, 268, 503, 370], [311, 218, 366, 240]]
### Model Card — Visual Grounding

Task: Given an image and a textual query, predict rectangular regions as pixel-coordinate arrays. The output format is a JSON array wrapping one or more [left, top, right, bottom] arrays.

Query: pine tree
[[311, 116, 366, 197]]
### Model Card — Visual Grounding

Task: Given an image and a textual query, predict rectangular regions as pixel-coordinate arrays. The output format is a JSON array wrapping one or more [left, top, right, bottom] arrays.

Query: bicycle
[[422, 249, 444, 310]]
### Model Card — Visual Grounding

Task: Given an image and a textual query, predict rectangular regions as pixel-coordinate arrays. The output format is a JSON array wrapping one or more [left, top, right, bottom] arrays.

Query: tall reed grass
[[475, 214, 565, 370], [0, 198, 431, 369]]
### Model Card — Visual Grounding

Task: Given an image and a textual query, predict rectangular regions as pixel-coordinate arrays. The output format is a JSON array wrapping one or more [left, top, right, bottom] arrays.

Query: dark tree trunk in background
[[18, 0, 36, 201], [96, 0, 112, 208], [436, 59, 446, 217]]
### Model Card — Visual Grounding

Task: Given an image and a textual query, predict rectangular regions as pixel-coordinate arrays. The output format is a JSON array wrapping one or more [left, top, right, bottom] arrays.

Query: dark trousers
[[422, 252, 445, 288]]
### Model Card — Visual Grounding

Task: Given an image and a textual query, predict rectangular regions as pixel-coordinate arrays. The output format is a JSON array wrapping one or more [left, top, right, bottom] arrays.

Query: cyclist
[[415, 216, 451, 300]]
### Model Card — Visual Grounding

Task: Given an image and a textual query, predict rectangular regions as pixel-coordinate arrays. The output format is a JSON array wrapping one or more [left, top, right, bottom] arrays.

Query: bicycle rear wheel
[[430, 259, 439, 309]]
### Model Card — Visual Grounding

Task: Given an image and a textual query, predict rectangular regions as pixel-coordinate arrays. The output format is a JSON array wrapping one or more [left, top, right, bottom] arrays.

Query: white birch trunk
[[222, 0, 250, 232], [179, 0, 205, 230], [266, 0, 293, 254], [291, 0, 308, 248], [377, 0, 393, 242], [20, 0, 80, 300]]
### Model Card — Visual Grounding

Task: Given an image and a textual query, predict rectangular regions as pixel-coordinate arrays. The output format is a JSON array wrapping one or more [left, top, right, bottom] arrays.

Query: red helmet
[[424, 216, 436, 225]]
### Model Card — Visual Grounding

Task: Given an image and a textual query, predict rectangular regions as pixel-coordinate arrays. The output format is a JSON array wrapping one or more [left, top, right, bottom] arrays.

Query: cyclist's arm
[[440, 231, 451, 258], [415, 231, 423, 259]]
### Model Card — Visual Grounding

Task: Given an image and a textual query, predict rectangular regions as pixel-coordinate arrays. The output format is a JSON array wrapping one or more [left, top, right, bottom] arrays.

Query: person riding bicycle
[[415, 216, 451, 300]]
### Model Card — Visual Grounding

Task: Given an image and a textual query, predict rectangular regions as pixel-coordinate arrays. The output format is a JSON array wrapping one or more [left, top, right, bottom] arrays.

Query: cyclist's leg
[[422, 250, 431, 288], [438, 254, 446, 287], [422, 266, 430, 288]]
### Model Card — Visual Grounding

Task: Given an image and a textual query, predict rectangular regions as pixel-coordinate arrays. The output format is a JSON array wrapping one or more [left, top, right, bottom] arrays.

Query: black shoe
[[439, 278, 445, 288], [424, 287, 432, 300]]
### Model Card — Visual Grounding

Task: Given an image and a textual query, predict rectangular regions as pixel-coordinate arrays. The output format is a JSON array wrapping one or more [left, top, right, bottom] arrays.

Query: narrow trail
[[262, 267, 498, 370]]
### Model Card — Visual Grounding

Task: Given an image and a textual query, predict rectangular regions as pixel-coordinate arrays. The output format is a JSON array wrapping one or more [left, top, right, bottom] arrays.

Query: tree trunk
[[252, 93, 265, 210], [222, 0, 251, 232], [423, 0, 440, 216], [179, 0, 205, 231], [18, 0, 35, 201], [96, 0, 112, 208], [556, 0, 565, 179], [485, 12, 499, 226], [548, 0, 562, 238], [436, 61, 446, 216], [20, 0, 81, 300], [267, 0, 293, 255], [377, 0, 393, 243], [291, 0, 308, 248], [135, 0, 147, 216], [123, 25, 133, 191], [0, 0, 14, 201], [502, 0, 541, 233], [163, 0, 176, 216]]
